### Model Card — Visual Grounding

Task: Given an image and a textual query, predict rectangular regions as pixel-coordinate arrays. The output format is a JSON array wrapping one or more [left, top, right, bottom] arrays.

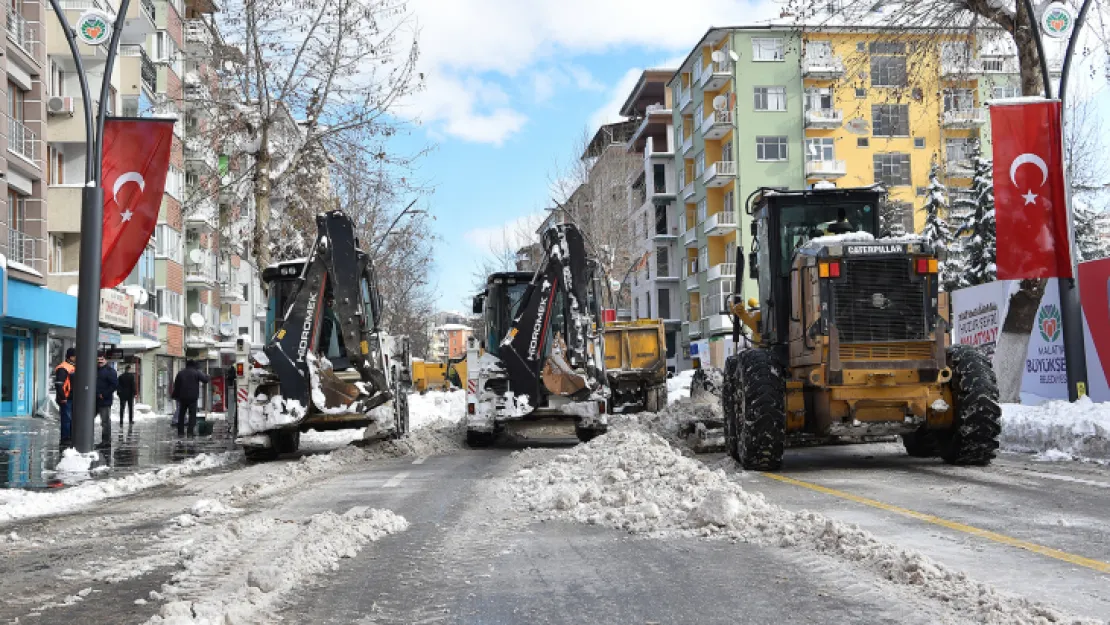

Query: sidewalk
[[0, 407, 238, 490]]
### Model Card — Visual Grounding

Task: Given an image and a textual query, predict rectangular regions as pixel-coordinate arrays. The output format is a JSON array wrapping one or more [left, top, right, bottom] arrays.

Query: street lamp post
[[48, 0, 133, 450], [370, 199, 424, 257]]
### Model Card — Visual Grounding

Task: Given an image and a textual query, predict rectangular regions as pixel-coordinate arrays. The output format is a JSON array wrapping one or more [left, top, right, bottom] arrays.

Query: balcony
[[703, 211, 738, 236], [8, 119, 38, 164], [702, 160, 736, 188], [940, 57, 983, 77], [687, 273, 699, 291], [185, 252, 218, 287], [805, 159, 847, 179], [703, 294, 726, 316], [184, 18, 213, 49], [681, 180, 696, 201], [705, 314, 733, 334], [682, 222, 697, 248], [5, 229, 41, 269], [7, 7, 37, 59], [679, 86, 693, 113], [645, 136, 673, 161], [701, 110, 732, 140], [946, 159, 974, 178], [681, 134, 693, 155], [688, 320, 702, 338], [802, 55, 845, 79], [804, 108, 843, 129], [653, 222, 678, 240], [942, 108, 987, 128], [698, 60, 733, 91], [140, 47, 158, 95], [185, 199, 219, 231], [185, 138, 219, 172], [707, 263, 736, 282], [221, 273, 245, 302], [118, 0, 156, 45], [656, 266, 680, 282]]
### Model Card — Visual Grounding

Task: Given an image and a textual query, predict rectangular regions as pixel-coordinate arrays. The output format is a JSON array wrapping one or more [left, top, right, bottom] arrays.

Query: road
[[1, 431, 1108, 624]]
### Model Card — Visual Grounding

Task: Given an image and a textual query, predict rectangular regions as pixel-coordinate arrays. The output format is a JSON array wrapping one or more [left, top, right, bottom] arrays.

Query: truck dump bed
[[602, 320, 667, 412]]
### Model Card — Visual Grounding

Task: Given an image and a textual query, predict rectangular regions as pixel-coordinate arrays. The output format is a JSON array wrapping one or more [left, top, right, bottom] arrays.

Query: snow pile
[[147, 508, 407, 625], [409, 390, 465, 430], [611, 396, 723, 450], [510, 431, 1096, 624], [53, 448, 100, 476], [1001, 399, 1110, 463], [666, 370, 694, 403], [188, 499, 241, 518], [0, 452, 239, 526]]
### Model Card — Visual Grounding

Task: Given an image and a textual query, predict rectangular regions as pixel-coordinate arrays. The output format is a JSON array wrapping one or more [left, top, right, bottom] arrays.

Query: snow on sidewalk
[[0, 452, 239, 526], [1001, 398, 1110, 463], [509, 430, 1099, 625]]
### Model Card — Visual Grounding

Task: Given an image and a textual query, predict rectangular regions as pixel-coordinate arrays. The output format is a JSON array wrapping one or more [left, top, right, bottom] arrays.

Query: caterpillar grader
[[722, 186, 1001, 470]]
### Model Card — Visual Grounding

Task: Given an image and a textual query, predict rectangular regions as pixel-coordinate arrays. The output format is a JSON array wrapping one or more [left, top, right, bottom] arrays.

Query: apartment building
[[621, 69, 682, 372], [669, 24, 1020, 368]]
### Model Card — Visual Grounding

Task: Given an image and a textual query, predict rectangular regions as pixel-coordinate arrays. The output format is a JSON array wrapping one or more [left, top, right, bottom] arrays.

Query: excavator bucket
[[541, 337, 589, 396], [317, 368, 365, 410]]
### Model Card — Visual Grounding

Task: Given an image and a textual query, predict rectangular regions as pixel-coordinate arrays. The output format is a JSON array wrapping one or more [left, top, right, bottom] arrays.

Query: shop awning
[[119, 336, 161, 351]]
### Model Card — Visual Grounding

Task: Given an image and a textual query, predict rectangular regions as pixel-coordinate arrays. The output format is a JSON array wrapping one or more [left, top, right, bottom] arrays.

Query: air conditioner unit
[[47, 96, 75, 116]]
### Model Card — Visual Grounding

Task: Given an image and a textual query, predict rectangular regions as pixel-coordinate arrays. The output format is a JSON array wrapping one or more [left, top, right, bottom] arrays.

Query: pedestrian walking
[[117, 364, 136, 425], [54, 347, 77, 446], [96, 352, 118, 446], [172, 360, 210, 436]]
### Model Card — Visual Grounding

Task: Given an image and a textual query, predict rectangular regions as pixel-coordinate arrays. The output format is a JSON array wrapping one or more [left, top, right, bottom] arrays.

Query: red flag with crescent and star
[[989, 99, 1072, 279], [100, 118, 176, 288]]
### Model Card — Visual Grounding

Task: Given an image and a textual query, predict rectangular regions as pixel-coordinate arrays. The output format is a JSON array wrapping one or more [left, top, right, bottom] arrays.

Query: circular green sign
[[76, 10, 112, 46], [1041, 2, 1075, 39]]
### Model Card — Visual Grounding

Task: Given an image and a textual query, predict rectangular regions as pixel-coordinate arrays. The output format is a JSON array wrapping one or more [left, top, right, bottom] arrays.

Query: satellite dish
[[712, 95, 728, 110], [189, 312, 206, 328], [124, 284, 143, 302], [138, 290, 149, 306], [711, 50, 724, 63], [188, 248, 205, 264], [219, 322, 235, 337], [728, 50, 740, 62], [67, 285, 79, 297]]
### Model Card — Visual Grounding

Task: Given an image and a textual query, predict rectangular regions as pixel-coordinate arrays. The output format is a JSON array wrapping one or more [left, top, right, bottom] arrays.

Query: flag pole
[[47, 0, 133, 451]]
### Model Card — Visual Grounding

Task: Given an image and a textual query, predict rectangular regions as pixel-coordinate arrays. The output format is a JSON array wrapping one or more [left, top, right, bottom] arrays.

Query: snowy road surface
[[2, 392, 1109, 624]]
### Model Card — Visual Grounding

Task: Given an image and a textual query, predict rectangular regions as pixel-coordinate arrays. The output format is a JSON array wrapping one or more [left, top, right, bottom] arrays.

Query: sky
[[390, 0, 1109, 313]]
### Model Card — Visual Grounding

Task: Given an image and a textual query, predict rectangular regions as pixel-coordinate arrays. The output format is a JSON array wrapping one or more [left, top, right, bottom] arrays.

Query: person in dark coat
[[55, 347, 77, 446], [172, 360, 210, 436], [95, 352, 118, 446], [117, 364, 136, 425]]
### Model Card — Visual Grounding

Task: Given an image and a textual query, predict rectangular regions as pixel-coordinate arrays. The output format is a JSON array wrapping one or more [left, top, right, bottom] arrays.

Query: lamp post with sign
[[49, 0, 133, 451], [1016, 0, 1091, 401]]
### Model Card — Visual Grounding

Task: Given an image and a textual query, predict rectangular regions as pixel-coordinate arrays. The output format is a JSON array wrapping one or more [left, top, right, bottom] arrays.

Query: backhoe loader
[[723, 186, 1001, 470], [234, 210, 411, 460]]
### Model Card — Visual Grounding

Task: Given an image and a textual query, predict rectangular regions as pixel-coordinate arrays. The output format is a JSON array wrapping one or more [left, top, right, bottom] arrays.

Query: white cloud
[[407, 0, 781, 144], [463, 211, 548, 252]]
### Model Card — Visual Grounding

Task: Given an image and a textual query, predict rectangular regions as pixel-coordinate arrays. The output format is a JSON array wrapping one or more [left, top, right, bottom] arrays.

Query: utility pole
[[48, 0, 133, 451]]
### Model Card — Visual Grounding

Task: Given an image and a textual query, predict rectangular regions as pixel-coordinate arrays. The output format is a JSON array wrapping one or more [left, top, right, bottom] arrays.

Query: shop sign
[[99, 327, 122, 345], [100, 288, 135, 329], [135, 309, 160, 341]]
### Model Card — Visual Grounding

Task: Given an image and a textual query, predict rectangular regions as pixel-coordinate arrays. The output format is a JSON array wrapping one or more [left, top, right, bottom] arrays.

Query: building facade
[[669, 25, 1020, 369]]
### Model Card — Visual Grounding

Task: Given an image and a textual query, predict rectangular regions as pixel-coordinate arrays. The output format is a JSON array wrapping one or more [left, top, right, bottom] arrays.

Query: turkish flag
[[100, 118, 175, 288], [990, 100, 1072, 279]]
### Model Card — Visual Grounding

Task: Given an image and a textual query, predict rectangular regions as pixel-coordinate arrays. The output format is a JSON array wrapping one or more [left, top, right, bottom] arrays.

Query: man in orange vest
[[55, 347, 76, 446]]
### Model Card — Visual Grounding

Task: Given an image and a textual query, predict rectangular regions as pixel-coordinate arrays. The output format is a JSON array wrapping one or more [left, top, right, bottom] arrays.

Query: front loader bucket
[[318, 368, 364, 409]]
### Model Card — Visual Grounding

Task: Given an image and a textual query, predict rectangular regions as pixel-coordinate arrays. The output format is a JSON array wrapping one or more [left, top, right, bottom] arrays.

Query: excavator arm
[[498, 223, 598, 409], [263, 210, 391, 413]]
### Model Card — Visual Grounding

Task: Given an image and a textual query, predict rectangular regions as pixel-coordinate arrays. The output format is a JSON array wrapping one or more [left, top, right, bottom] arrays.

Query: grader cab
[[723, 186, 1001, 470]]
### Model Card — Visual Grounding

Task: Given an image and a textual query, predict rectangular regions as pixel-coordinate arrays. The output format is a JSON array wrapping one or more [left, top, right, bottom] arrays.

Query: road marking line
[[764, 472, 1110, 575], [412, 457, 426, 465], [1017, 468, 1110, 490], [382, 471, 410, 488]]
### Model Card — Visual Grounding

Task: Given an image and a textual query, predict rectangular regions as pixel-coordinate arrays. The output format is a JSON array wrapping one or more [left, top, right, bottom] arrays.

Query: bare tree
[[205, 0, 423, 268], [1064, 90, 1109, 191]]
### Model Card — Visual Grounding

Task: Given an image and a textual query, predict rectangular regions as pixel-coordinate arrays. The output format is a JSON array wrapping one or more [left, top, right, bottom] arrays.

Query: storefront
[[119, 309, 161, 407], [0, 266, 78, 418]]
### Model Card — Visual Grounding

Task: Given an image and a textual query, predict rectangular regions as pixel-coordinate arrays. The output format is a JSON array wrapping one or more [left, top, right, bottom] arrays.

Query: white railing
[[683, 225, 697, 247], [704, 210, 737, 232], [698, 60, 733, 87], [186, 138, 219, 170], [943, 108, 987, 126], [6, 229, 40, 267], [702, 160, 737, 184], [186, 253, 217, 284], [679, 86, 692, 110], [804, 108, 843, 126], [687, 274, 699, 290], [60, 0, 116, 13], [941, 56, 983, 76], [6, 8, 37, 58], [805, 159, 847, 177], [802, 56, 845, 76], [706, 314, 732, 333], [681, 134, 693, 154], [8, 119, 38, 162], [701, 109, 732, 134], [707, 263, 736, 281], [682, 180, 696, 199]]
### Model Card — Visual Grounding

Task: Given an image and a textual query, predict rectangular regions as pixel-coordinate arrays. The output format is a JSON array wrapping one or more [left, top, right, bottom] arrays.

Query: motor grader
[[722, 186, 1001, 471]]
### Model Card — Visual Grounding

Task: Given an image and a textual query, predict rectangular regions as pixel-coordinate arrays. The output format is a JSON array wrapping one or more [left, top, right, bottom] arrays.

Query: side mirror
[[472, 294, 485, 315], [749, 221, 758, 238], [748, 252, 759, 280]]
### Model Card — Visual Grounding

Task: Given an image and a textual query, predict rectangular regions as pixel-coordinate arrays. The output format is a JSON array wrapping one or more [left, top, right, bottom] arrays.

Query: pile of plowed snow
[[409, 389, 465, 429], [1002, 398, 1110, 463], [610, 395, 722, 450], [510, 430, 1097, 624]]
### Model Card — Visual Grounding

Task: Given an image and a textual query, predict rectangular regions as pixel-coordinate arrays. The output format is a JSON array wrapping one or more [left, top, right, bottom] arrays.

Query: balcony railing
[[805, 159, 847, 178], [6, 229, 40, 267], [804, 108, 843, 128], [8, 119, 38, 163], [704, 294, 725, 316], [687, 274, 699, 290], [707, 263, 736, 281], [703, 210, 737, 234], [6, 8, 37, 58], [140, 48, 158, 94], [942, 108, 987, 127], [681, 134, 693, 155], [142, 0, 156, 22], [60, 0, 116, 13], [186, 253, 217, 285], [702, 160, 737, 186], [802, 56, 845, 77], [678, 86, 692, 111], [698, 60, 733, 88], [701, 109, 732, 136]]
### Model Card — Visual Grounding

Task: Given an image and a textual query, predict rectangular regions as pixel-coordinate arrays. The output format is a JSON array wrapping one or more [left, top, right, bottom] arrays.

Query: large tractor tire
[[244, 445, 279, 462], [901, 429, 938, 458], [722, 355, 740, 461], [575, 424, 607, 443], [391, 389, 411, 439], [466, 429, 496, 448], [274, 430, 301, 455], [729, 349, 786, 471], [939, 345, 1002, 466]]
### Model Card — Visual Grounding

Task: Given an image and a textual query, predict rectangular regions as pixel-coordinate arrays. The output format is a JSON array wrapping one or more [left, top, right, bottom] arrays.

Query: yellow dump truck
[[602, 319, 667, 413], [412, 358, 467, 393]]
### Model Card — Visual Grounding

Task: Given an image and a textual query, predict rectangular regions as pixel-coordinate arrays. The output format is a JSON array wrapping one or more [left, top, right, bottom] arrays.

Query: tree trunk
[[253, 121, 272, 270], [993, 0, 1048, 403]]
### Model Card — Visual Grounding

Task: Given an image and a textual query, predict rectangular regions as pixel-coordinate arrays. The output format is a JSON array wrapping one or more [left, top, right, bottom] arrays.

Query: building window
[[49, 61, 65, 96], [49, 235, 65, 273], [753, 86, 787, 111], [695, 152, 705, 176], [756, 136, 788, 161], [946, 138, 973, 163], [723, 189, 734, 212], [694, 103, 703, 127], [698, 246, 708, 273], [752, 37, 784, 61], [855, 87, 867, 99], [156, 289, 183, 323], [857, 137, 870, 148], [634, 297, 640, 318], [721, 139, 734, 161], [943, 88, 976, 111], [658, 288, 671, 319], [804, 88, 833, 111], [856, 41, 867, 52], [871, 104, 909, 137], [697, 198, 707, 222], [657, 247, 670, 278], [873, 153, 912, 186], [993, 85, 1021, 100], [981, 56, 1007, 72], [806, 138, 835, 162], [155, 224, 183, 263], [869, 41, 907, 87], [914, 137, 926, 149]]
